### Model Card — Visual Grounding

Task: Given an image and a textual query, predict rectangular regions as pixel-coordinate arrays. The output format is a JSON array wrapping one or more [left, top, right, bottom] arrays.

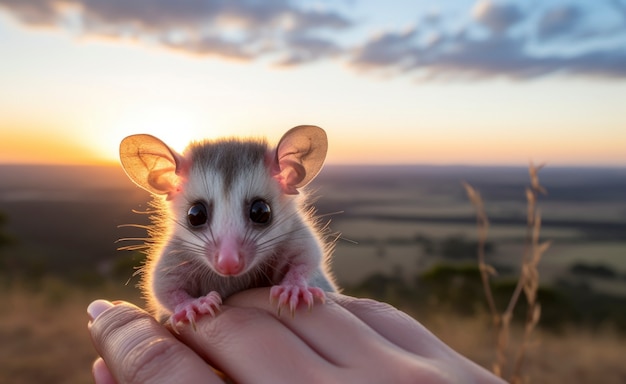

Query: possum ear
[[274, 125, 327, 195], [119, 134, 184, 196]]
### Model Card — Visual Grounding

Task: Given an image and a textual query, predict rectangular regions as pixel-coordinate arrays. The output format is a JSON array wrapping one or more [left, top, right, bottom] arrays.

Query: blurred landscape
[[1, 164, 625, 383]]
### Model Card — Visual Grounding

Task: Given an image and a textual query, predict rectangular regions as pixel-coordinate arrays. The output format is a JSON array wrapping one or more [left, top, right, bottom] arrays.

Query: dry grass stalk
[[462, 183, 499, 320], [464, 162, 550, 383]]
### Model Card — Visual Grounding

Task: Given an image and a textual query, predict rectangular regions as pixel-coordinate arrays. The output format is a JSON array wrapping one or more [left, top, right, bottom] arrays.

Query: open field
[[0, 164, 625, 382], [1, 164, 624, 284], [0, 280, 140, 384], [419, 310, 626, 384]]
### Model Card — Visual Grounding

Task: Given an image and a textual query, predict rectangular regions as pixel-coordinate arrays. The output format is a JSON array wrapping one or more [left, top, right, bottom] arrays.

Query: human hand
[[88, 288, 505, 383]]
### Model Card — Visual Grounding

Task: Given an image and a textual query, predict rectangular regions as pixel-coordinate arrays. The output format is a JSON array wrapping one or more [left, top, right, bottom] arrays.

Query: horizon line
[[0, 161, 625, 170]]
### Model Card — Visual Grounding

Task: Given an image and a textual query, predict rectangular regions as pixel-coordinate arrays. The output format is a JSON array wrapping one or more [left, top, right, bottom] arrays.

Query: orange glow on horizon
[[0, 128, 111, 165], [2, 125, 625, 167]]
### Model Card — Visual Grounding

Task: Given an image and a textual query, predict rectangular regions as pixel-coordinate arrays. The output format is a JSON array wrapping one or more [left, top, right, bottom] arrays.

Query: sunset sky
[[1, 0, 625, 166]]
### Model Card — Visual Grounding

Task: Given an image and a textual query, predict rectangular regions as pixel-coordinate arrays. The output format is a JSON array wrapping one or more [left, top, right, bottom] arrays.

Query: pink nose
[[215, 239, 243, 275]]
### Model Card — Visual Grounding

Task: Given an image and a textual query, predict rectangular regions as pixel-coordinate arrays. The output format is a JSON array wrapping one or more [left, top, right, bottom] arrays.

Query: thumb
[[87, 300, 220, 384]]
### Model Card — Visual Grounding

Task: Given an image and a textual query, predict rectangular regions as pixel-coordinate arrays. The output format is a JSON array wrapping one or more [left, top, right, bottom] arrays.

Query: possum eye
[[249, 199, 272, 225], [187, 202, 209, 228]]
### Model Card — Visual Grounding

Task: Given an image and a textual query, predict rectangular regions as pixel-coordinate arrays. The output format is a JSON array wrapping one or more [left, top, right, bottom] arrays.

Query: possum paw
[[170, 291, 222, 330], [270, 283, 325, 316]]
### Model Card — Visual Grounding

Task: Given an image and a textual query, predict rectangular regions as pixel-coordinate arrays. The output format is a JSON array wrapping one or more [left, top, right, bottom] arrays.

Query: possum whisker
[[169, 217, 214, 246], [131, 209, 154, 215], [255, 230, 313, 252], [336, 235, 357, 245], [314, 210, 344, 219], [157, 258, 194, 276], [256, 260, 283, 279], [170, 242, 206, 255], [117, 223, 152, 230], [249, 207, 300, 244], [254, 265, 274, 286], [115, 237, 151, 244], [254, 223, 310, 249], [205, 221, 217, 244], [184, 218, 214, 246], [131, 268, 144, 278], [117, 244, 150, 252]]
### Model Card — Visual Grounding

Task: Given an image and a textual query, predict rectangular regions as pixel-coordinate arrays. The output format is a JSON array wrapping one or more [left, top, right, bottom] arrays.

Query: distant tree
[[414, 234, 435, 255], [417, 263, 485, 315], [0, 211, 16, 275], [440, 235, 494, 260], [348, 270, 414, 306], [570, 263, 617, 279], [0, 212, 10, 246]]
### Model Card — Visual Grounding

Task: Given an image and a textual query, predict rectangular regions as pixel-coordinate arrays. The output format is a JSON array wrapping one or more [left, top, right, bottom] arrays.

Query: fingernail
[[88, 299, 114, 321]]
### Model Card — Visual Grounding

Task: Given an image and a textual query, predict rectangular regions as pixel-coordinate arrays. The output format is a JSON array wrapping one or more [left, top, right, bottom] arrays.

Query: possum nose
[[216, 239, 243, 275]]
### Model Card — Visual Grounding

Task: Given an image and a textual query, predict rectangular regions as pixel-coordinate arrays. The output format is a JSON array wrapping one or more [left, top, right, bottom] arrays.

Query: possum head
[[119, 126, 328, 278]]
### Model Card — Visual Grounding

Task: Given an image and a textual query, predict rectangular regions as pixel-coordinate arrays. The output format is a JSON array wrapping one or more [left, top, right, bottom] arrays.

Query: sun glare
[[92, 104, 221, 163]]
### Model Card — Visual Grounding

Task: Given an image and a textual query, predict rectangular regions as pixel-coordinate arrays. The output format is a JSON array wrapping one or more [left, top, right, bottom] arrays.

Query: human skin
[[88, 288, 505, 384]]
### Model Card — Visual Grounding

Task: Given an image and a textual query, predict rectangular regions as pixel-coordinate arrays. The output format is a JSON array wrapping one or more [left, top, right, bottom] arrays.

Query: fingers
[[192, 288, 406, 369], [175, 301, 336, 383], [87, 293, 503, 384], [328, 293, 451, 358], [88, 300, 223, 384], [328, 292, 509, 384]]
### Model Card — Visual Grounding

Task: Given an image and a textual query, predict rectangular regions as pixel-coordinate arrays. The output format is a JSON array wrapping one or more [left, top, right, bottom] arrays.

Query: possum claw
[[170, 291, 222, 329], [270, 284, 325, 316]]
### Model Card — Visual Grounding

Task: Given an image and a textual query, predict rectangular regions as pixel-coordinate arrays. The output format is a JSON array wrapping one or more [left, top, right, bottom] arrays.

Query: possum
[[119, 125, 337, 328]]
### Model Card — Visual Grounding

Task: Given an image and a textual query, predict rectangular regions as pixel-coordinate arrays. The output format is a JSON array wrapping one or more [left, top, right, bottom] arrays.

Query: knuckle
[[196, 306, 264, 345], [91, 304, 186, 384], [120, 335, 185, 383], [330, 293, 398, 313]]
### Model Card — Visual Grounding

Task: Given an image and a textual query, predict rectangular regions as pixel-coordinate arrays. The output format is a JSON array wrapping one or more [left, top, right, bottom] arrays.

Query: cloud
[[472, 0, 525, 34], [351, 31, 568, 80], [277, 34, 343, 66], [415, 34, 626, 80], [0, 0, 351, 63], [1, 0, 625, 80], [350, 28, 419, 70], [0, 0, 60, 26], [351, 1, 626, 80], [537, 4, 582, 40]]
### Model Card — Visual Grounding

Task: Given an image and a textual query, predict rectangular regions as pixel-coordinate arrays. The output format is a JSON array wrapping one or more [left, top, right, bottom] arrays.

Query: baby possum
[[119, 125, 337, 328]]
